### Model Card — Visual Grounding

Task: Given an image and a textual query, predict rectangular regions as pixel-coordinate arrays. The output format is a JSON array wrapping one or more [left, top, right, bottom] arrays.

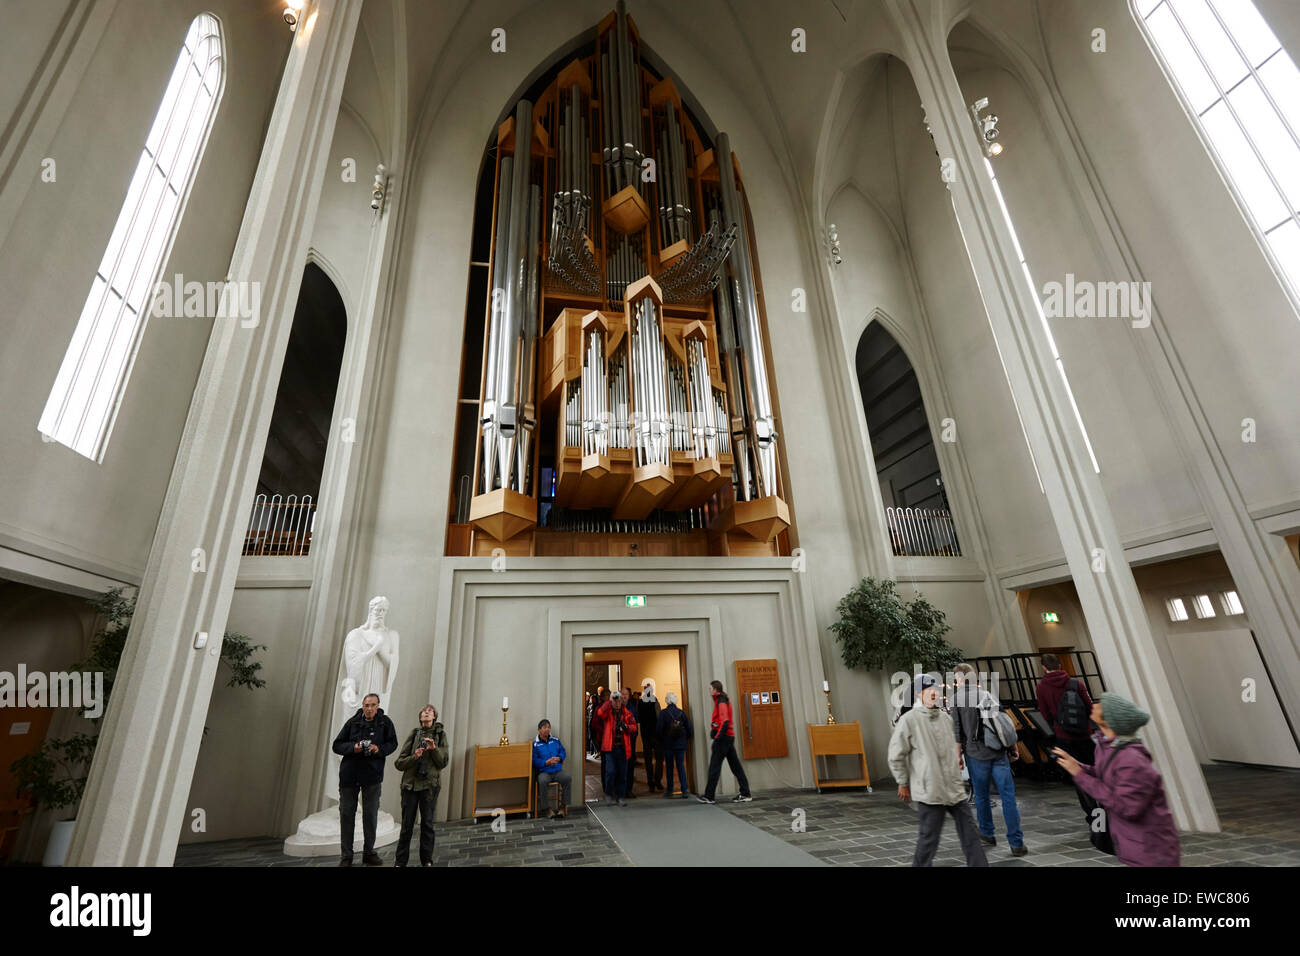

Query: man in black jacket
[[332, 693, 399, 866], [636, 682, 663, 792], [952, 664, 1026, 857]]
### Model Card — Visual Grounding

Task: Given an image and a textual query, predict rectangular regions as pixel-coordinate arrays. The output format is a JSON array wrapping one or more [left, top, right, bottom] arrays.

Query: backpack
[[978, 694, 1018, 751], [667, 710, 685, 740], [1057, 678, 1090, 737]]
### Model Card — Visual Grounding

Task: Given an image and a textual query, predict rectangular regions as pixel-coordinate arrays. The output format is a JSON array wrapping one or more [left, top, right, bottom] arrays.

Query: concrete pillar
[[66, 0, 362, 865], [884, 0, 1218, 831]]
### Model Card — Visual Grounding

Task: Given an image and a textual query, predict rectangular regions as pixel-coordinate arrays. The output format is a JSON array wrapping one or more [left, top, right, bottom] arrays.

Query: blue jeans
[[664, 748, 688, 794], [967, 754, 1023, 847], [603, 748, 628, 799]]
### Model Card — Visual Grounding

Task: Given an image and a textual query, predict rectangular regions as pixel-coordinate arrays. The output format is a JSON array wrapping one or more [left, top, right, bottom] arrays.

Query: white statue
[[326, 595, 400, 801], [286, 595, 402, 857]]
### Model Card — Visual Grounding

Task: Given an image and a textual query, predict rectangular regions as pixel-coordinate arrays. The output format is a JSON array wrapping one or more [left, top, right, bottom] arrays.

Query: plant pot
[[43, 819, 76, 867]]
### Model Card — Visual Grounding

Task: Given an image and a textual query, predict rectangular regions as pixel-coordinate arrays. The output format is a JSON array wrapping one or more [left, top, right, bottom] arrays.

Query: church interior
[[2, 0, 1300, 870]]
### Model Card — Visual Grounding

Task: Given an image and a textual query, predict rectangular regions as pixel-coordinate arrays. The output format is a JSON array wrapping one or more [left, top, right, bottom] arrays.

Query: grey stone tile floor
[[174, 762, 1300, 867]]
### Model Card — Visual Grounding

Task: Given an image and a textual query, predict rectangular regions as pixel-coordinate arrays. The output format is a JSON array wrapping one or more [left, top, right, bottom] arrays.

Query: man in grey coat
[[888, 674, 988, 867]]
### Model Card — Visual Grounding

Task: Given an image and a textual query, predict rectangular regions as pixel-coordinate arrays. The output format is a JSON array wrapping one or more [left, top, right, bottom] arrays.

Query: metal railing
[[885, 506, 961, 557], [242, 494, 316, 556]]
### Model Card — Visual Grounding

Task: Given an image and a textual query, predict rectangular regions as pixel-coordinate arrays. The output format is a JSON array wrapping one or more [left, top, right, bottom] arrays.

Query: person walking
[[331, 693, 399, 866], [595, 690, 638, 806], [637, 681, 664, 792], [392, 704, 448, 867], [1053, 692, 1181, 867], [888, 675, 988, 867], [1036, 653, 1098, 821], [656, 692, 693, 798], [697, 680, 751, 804], [952, 664, 1027, 857]]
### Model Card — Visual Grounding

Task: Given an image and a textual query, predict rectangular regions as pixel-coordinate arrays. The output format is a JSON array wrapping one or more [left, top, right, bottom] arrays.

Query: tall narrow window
[[1133, 0, 1300, 302], [984, 158, 1102, 475], [38, 14, 224, 460]]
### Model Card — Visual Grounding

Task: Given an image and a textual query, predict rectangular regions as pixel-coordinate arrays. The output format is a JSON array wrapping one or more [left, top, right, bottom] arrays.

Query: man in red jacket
[[595, 690, 638, 806], [698, 680, 752, 804]]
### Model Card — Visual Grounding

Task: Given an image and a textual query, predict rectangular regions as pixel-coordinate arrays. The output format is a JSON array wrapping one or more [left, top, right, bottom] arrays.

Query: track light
[[827, 223, 842, 266], [283, 0, 304, 30], [970, 97, 1004, 158], [371, 164, 387, 213]]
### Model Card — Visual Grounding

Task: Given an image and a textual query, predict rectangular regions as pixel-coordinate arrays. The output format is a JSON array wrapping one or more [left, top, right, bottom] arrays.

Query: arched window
[[38, 13, 224, 460], [1133, 0, 1300, 301]]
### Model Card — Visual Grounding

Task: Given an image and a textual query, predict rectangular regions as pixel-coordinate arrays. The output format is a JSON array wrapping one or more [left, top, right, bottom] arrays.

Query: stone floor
[[174, 763, 1300, 867]]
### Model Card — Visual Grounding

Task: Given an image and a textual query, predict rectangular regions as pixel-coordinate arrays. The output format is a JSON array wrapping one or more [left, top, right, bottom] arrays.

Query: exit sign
[[626, 595, 646, 608], [1041, 611, 1059, 623]]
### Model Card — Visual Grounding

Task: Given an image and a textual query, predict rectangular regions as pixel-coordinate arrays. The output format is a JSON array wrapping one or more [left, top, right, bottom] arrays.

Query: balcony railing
[[886, 506, 960, 557], [243, 494, 316, 556]]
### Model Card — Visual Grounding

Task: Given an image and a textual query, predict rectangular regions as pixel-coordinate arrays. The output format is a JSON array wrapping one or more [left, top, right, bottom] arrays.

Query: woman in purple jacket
[[1053, 692, 1181, 867]]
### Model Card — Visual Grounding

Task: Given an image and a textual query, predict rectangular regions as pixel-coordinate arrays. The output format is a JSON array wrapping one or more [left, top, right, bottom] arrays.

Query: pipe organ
[[454, 2, 793, 558]]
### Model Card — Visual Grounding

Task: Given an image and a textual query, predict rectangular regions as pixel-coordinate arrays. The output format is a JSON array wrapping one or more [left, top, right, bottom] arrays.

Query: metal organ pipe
[[715, 132, 776, 500], [482, 154, 513, 492]]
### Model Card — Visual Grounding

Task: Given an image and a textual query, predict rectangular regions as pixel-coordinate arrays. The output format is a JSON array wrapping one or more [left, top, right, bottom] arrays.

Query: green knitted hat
[[1101, 692, 1150, 736]]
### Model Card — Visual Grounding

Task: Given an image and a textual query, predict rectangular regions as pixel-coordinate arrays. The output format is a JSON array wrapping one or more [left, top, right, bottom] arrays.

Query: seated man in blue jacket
[[532, 719, 571, 819]]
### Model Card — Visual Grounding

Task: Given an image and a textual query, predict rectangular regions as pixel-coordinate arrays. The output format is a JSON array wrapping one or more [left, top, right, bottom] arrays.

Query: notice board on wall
[[733, 658, 788, 759]]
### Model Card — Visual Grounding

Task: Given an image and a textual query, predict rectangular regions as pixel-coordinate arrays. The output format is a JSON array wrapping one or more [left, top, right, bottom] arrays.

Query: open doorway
[[582, 645, 693, 803]]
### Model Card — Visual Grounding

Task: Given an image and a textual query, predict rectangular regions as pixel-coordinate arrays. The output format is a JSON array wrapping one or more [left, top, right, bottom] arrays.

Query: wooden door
[[733, 658, 787, 759]]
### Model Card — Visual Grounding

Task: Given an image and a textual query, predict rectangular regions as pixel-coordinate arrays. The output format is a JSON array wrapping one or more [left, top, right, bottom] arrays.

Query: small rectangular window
[[1192, 594, 1217, 618], [1221, 590, 1245, 615], [1167, 597, 1189, 621]]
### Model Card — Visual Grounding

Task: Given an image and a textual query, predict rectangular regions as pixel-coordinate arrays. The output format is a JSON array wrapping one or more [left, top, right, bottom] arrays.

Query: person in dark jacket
[[656, 692, 692, 798], [595, 691, 638, 806], [391, 704, 448, 867], [952, 664, 1026, 856], [1053, 692, 1181, 867], [624, 687, 640, 797], [637, 682, 664, 792], [1036, 653, 1096, 817], [532, 719, 571, 818], [698, 680, 751, 804], [331, 693, 399, 866]]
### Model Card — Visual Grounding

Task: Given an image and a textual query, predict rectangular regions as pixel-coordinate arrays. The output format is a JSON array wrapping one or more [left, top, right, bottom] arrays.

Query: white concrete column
[[66, 0, 362, 866], [884, 0, 1218, 831]]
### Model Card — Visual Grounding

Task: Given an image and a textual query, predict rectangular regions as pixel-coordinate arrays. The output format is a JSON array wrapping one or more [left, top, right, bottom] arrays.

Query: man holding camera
[[595, 690, 638, 806], [392, 704, 449, 867], [332, 692, 399, 866]]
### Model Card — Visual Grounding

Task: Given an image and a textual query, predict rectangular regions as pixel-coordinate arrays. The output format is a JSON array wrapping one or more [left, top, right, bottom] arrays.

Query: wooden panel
[[472, 743, 533, 818], [733, 659, 787, 759], [807, 721, 871, 789]]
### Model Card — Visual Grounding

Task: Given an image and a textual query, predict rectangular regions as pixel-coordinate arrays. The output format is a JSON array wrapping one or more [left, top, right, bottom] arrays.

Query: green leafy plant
[[9, 588, 266, 815], [829, 577, 965, 674]]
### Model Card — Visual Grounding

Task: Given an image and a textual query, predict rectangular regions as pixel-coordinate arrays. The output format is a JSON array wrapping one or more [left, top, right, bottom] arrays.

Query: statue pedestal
[[283, 806, 400, 858]]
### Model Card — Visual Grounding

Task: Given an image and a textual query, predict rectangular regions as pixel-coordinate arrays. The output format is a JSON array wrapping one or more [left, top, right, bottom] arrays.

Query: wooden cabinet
[[471, 743, 534, 821], [733, 658, 787, 759], [808, 721, 871, 792]]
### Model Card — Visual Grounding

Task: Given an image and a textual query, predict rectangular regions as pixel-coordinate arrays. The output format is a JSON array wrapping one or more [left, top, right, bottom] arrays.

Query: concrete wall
[[0, 2, 288, 583]]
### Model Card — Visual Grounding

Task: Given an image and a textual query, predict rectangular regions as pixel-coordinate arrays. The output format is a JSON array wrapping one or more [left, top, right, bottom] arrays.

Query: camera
[[357, 737, 373, 753]]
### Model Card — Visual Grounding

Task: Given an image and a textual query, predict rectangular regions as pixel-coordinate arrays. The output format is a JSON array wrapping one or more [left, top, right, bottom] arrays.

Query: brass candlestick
[[499, 705, 510, 746], [824, 688, 836, 725]]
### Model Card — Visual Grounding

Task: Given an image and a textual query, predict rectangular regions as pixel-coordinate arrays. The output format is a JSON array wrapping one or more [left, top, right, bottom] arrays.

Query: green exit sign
[[626, 595, 646, 608], [1041, 611, 1059, 623]]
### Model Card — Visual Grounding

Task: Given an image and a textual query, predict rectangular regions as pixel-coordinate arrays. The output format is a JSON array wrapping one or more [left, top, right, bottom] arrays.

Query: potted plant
[[828, 577, 965, 711], [9, 588, 266, 865]]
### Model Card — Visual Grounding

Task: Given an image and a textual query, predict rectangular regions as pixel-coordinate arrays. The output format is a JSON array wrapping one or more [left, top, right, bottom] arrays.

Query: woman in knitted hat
[[1052, 692, 1180, 867]]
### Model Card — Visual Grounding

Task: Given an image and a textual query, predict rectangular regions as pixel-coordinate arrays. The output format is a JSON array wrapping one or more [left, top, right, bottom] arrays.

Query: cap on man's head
[[912, 674, 938, 698], [610, 690, 622, 699]]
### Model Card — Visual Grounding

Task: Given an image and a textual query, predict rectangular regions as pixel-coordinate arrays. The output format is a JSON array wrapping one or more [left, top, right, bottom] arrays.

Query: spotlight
[[283, 0, 304, 30], [827, 223, 842, 266], [371, 164, 388, 212], [970, 97, 1005, 158]]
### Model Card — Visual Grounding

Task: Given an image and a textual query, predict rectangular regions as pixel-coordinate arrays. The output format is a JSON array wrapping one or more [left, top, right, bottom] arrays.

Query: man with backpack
[[1035, 653, 1096, 816], [656, 692, 693, 798], [952, 663, 1027, 857]]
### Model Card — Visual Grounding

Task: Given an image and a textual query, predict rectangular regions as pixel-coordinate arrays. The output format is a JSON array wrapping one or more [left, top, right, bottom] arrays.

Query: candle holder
[[499, 704, 510, 746], [823, 687, 836, 725]]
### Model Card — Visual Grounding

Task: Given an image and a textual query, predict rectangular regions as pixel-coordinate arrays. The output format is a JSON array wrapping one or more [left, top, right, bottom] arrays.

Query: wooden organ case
[[447, 2, 795, 560]]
